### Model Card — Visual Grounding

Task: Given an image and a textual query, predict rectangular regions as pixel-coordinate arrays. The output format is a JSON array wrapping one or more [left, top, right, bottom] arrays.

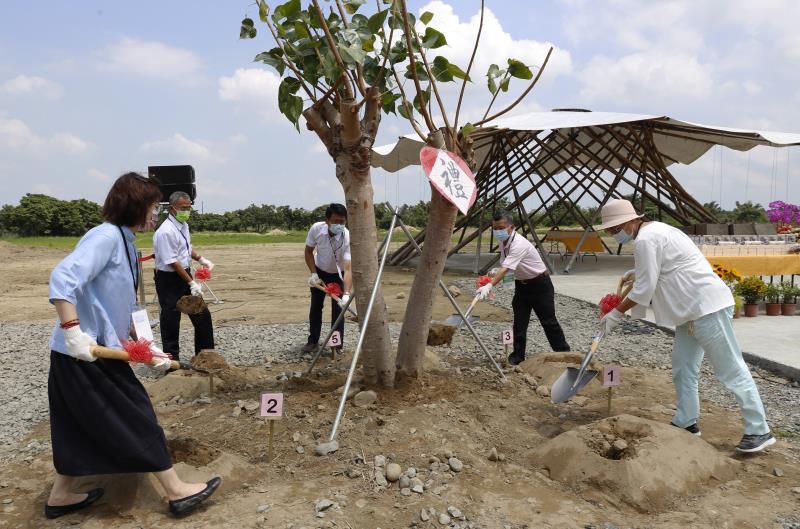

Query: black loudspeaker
[[148, 165, 196, 203]]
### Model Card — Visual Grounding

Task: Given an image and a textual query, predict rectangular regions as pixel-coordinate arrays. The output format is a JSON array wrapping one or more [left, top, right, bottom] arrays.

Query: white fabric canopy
[[371, 110, 800, 174]]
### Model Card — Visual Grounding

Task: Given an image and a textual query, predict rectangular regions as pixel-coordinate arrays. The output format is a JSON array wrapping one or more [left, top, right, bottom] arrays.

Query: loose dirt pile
[[529, 414, 739, 512]]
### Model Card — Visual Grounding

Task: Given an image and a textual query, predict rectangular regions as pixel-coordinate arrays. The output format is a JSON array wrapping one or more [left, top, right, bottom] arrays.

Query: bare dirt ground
[[0, 241, 799, 529]]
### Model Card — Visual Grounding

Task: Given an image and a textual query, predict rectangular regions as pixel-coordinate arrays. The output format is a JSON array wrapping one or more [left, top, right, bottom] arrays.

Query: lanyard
[[328, 232, 344, 278], [117, 226, 138, 298], [169, 215, 191, 255], [500, 230, 517, 255]]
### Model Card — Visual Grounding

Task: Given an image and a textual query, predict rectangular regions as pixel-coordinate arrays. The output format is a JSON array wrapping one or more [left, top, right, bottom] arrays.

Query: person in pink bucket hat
[[594, 199, 774, 453]]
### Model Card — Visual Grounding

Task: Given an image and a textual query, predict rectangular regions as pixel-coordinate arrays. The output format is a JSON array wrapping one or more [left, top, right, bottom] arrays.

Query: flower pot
[[744, 304, 759, 317], [765, 303, 781, 316], [782, 303, 797, 316]]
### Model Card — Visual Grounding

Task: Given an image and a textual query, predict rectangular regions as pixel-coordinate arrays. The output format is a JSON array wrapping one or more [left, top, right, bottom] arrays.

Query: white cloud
[[140, 133, 222, 163], [218, 68, 282, 121], [579, 52, 714, 103], [0, 75, 63, 100], [100, 37, 204, 84], [0, 113, 92, 155]]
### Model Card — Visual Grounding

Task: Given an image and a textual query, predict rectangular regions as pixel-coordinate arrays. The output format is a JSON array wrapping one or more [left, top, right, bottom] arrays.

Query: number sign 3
[[501, 329, 513, 345]]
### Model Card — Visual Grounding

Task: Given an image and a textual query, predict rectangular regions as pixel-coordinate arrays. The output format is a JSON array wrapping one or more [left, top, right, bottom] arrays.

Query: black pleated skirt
[[48, 350, 172, 476]]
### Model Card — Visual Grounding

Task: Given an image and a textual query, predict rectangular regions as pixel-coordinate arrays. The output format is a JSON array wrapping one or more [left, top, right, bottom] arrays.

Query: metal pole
[[306, 293, 356, 374], [396, 217, 507, 381], [329, 208, 400, 441]]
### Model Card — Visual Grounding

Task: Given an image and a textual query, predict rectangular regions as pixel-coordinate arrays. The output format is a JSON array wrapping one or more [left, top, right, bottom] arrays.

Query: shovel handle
[[313, 284, 358, 317], [90, 345, 180, 370], [616, 276, 633, 299]]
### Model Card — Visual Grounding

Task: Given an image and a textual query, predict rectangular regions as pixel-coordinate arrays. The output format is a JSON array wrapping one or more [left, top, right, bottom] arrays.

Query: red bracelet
[[60, 319, 80, 329]]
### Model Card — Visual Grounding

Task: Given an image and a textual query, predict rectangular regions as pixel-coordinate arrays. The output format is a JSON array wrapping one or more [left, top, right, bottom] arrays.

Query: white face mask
[[613, 226, 634, 244]]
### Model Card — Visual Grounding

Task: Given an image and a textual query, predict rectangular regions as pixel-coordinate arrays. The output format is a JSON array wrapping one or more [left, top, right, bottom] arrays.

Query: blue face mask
[[493, 229, 510, 242], [613, 228, 633, 244], [329, 223, 345, 236]]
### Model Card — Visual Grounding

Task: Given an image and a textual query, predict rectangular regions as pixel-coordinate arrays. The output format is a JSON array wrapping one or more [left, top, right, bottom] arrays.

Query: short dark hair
[[102, 172, 163, 227], [325, 203, 347, 219], [492, 210, 514, 225]]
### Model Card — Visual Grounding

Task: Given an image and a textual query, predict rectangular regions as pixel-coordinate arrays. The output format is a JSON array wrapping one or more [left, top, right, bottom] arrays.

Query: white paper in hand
[[131, 309, 154, 342]]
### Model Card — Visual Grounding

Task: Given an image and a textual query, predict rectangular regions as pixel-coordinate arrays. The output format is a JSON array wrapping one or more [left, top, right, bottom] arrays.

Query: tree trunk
[[335, 155, 395, 388], [395, 190, 458, 377]]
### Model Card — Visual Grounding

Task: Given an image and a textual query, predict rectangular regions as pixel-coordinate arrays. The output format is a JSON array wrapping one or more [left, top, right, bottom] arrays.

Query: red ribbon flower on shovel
[[598, 293, 623, 317], [324, 282, 343, 298], [195, 267, 212, 282], [121, 339, 172, 364]]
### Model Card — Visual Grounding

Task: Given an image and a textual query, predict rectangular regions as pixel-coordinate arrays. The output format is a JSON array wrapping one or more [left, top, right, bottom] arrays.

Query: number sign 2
[[501, 329, 513, 345], [327, 331, 341, 348], [602, 365, 621, 387], [260, 393, 284, 418]]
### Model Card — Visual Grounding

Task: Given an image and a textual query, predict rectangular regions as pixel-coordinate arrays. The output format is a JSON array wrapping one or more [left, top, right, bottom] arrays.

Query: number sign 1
[[260, 393, 284, 418], [501, 329, 514, 345], [602, 365, 621, 387], [327, 331, 341, 348]]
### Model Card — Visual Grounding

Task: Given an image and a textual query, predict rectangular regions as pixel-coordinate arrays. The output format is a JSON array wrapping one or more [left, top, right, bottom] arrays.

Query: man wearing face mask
[[595, 199, 774, 453], [153, 191, 215, 361], [301, 203, 353, 353], [476, 210, 570, 365]]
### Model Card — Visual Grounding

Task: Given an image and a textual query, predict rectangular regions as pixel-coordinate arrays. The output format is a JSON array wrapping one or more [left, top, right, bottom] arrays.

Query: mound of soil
[[192, 350, 229, 371], [528, 414, 739, 512], [427, 322, 457, 346]]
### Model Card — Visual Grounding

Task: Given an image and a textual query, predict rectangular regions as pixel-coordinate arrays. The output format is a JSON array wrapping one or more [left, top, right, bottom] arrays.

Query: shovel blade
[[444, 314, 480, 327], [550, 367, 598, 404]]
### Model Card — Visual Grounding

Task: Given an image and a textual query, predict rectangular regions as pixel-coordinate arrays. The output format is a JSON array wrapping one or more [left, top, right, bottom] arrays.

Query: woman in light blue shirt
[[45, 173, 220, 519]]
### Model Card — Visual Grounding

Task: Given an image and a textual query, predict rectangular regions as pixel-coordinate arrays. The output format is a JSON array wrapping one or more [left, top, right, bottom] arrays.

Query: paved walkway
[[438, 252, 800, 380]]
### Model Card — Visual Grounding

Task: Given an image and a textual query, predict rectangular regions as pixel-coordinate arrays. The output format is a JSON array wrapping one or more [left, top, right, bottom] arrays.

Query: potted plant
[[734, 276, 767, 317], [733, 293, 744, 318], [764, 283, 782, 316], [780, 282, 799, 316]]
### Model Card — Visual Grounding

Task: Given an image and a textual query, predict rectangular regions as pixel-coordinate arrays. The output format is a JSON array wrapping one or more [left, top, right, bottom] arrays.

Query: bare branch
[[303, 106, 335, 154], [362, 86, 382, 139], [391, 67, 427, 141], [473, 46, 553, 127], [311, 0, 356, 99], [414, 42, 452, 135], [480, 83, 502, 121], [373, 5, 395, 89], [262, 11, 317, 102], [398, 0, 436, 132], [453, 0, 484, 133], [335, 0, 368, 96], [314, 74, 346, 108]]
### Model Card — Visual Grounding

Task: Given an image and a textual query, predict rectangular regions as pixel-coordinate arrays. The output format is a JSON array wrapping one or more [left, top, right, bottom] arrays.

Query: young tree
[[241, 0, 551, 385]]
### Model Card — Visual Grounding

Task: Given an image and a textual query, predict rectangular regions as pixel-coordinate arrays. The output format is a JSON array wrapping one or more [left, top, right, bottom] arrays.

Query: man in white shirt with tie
[[596, 199, 774, 453], [476, 210, 570, 365], [302, 203, 353, 353], [153, 191, 215, 361]]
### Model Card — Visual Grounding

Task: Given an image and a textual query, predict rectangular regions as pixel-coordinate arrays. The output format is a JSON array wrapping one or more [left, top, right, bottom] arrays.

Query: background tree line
[[0, 193, 768, 237]]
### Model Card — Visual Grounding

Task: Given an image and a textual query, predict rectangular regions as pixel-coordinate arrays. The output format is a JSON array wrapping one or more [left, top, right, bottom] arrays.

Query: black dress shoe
[[508, 354, 525, 366], [169, 477, 221, 516], [44, 488, 104, 519]]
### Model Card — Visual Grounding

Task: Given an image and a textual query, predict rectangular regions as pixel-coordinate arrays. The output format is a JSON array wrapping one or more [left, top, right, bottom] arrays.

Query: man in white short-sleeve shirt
[[301, 203, 353, 353], [153, 191, 215, 361], [476, 210, 570, 365], [596, 199, 773, 453]]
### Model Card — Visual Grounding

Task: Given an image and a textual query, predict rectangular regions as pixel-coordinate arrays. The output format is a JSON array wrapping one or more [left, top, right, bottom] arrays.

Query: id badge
[[131, 307, 154, 342]]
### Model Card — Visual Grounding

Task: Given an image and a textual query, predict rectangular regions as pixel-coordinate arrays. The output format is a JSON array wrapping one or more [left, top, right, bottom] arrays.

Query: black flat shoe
[[44, 488, 104, 519], [168, 477, 221, 516]]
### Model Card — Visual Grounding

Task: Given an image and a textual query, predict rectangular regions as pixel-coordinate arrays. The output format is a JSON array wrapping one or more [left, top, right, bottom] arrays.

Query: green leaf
[[381, 92, 401, 114], [412, 86, 431, 115], [254, 48, 286, 75], [488, 75, 498, 95], [339, 44, 367, 65], [461, 123, 475, 138], [278, 77, 304, 131], [398, 100, 411, 119], [388, 12, 415, 30], [272, 0, 301, 23], [404, 62, 429, 81], [389, 40, 407, 65], [431, 56, 468, 82], [362, 35, 376, 52], [344, 0, 366, 14], [420, 11, 434, 24], [499, 76, 510, 92], [368, 9, 389, 33], [239, 18, 257, 39], [507, 58, 533, 79], [487, 63, 502, 79], [421, 27, 447, 48], [257, 1, 270, 23]]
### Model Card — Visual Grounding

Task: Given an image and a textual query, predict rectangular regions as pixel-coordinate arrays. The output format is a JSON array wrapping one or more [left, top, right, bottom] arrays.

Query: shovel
[[550, 334, 602, 404], [444, 295, 481, 327], [90, 345, 209, 374]]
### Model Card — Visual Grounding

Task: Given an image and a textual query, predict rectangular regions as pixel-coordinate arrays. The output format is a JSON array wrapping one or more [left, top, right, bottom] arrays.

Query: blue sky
[[1, 0, 799, 213]]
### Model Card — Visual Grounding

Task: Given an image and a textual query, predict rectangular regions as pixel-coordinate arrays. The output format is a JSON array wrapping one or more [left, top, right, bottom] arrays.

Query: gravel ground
[[1, 282, 798, 461]]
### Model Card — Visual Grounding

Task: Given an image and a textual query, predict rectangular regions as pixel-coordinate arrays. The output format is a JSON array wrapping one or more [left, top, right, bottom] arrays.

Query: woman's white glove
[[63, 326, 97, 362], [488, 268, 500, 278], [476, 283, 493, 300], [622, 269, 635, 283], [188, 280, 203, 296], [308, 273, 321, 287], [149, 345, 172, 372], [199, 257, 214, 271], [599, 309, 624, 338]]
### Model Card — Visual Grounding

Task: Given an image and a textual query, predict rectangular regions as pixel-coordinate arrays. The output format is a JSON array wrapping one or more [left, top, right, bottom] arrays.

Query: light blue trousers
[[672, 307, 769, 435]]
